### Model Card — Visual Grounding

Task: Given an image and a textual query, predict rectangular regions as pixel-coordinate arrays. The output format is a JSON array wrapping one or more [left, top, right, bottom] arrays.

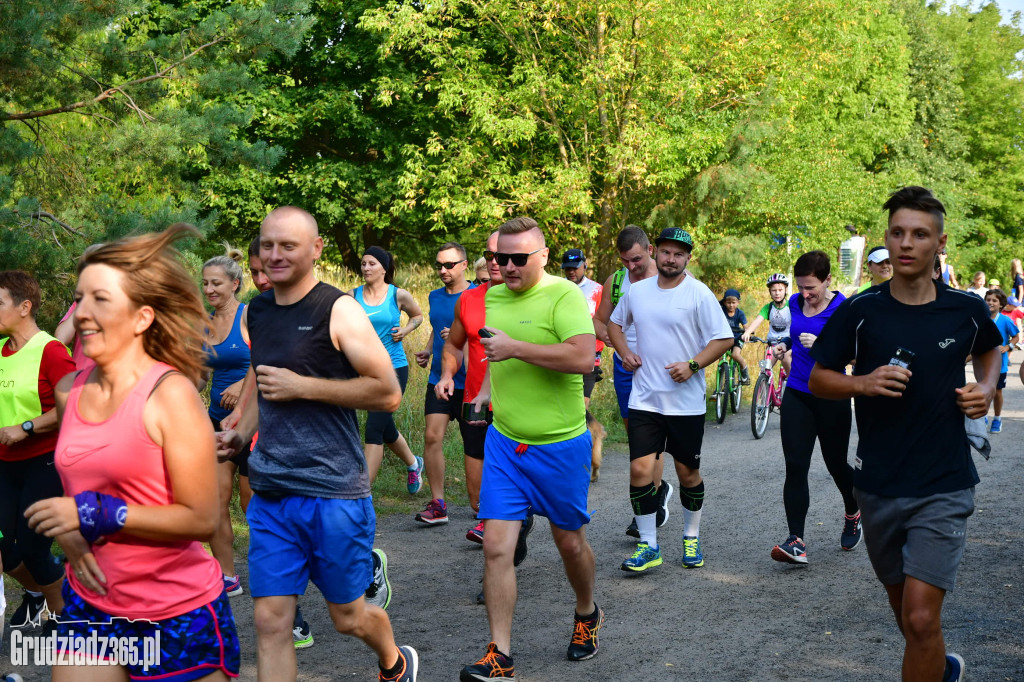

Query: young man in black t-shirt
[[808, 187, 1001, 682]]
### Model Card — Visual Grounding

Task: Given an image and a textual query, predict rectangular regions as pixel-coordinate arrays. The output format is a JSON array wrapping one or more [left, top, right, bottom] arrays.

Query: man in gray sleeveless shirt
[[217, 206, 419, 682]]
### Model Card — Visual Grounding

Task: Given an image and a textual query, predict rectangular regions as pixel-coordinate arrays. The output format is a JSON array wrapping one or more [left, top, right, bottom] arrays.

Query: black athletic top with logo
[[247, 282, 367, 499], [811, 281, 1001, 497]]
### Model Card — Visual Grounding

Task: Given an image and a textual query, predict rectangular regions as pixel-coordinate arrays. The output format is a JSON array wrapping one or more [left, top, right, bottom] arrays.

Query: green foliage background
[[2, 0, 1023, 325]]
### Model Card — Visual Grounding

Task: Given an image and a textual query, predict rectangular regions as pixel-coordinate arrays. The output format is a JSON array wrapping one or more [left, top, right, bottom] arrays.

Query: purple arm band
[[75, 491, 128, 543]]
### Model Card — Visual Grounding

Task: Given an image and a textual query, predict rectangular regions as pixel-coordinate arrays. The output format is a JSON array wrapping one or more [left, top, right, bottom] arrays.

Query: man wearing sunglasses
[[460, 217, 603, 681], [412, 242, 473, 526]]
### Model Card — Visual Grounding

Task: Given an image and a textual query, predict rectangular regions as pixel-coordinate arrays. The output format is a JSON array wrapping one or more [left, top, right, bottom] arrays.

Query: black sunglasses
[[435, 259, 467, 271], [494, 248, 544, 267], [483, 250, 495, 262]]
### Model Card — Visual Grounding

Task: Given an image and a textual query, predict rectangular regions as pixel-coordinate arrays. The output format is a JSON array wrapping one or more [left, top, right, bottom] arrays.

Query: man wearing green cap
[[607, 228, 734, 572]]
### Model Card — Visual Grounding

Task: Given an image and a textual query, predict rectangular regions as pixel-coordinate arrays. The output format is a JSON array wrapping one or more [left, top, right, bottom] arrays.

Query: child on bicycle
[[742, 273, 793, 375], [721, 288, 750, 384]]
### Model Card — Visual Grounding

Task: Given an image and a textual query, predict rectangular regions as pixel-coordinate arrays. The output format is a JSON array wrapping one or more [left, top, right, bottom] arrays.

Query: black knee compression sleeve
[[629, 483, 659, 516], [680, 482, 705, 512]]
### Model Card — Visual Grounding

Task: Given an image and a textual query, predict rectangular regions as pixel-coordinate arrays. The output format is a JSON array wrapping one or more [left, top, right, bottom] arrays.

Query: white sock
[[637, 513, 658, 547], [682, 508, 703, 538]]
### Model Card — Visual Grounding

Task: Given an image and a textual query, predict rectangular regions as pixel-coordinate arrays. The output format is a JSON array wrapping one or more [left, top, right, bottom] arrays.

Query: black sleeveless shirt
[[247, 282, 368, 498]]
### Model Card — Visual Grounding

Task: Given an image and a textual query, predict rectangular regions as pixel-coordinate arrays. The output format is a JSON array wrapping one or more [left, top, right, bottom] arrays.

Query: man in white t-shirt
[[608, 228, 734, 572]]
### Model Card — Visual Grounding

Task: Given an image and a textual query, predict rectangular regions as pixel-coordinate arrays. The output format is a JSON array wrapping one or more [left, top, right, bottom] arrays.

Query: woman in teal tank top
[[354, 247, 425, 494]]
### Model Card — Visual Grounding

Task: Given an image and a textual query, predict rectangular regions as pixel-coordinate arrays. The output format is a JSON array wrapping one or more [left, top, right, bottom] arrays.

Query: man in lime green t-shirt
[[460, 217, 603, 680]]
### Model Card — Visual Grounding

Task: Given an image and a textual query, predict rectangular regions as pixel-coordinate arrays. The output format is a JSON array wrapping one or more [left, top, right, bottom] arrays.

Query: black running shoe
[[460, 642, 514, 681], [513, 513, 535, 567], [841, 512, 862, 551], [9, 592, 45, 630], [625, 518, 639, 538], [567, 607, 604, 661], [656, 481, 673, 528], [379, 645, 419, 682]]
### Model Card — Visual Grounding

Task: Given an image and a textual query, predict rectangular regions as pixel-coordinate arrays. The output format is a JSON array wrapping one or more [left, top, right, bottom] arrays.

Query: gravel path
[[4, 364, 1023, 681]]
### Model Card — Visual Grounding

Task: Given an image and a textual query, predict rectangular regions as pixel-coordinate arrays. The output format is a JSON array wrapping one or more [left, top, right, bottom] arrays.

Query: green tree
[[202, 0, 462, 270], [0, 0, 311, 325]]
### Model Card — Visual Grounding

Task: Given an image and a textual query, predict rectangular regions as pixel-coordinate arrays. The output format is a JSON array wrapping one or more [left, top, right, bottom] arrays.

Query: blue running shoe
[[621, 542, 663, 572], [943, 653, 965, 682], [990, 417, 1002, 434], [771, 535, 808, 564], [682, 536, 704, 568], [223, 574, 243, 597]]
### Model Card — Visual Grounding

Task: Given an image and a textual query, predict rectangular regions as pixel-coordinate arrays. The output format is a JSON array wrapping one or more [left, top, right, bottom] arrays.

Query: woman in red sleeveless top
[[25, 224, 240, 681]]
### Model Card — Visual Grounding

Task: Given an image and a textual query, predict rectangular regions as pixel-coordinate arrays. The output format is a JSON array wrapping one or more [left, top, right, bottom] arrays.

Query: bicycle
[[711, 347, 743, 424], [749, 336, 788, 439]]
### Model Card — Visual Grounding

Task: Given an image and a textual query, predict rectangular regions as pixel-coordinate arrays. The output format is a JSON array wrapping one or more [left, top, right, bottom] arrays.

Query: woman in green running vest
[[0, 271, 76, 627]]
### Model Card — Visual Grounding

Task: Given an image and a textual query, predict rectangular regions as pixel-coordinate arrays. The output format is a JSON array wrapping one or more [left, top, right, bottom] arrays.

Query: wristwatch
[[688, 359, 700, 372], [21, 420, 35, 436]]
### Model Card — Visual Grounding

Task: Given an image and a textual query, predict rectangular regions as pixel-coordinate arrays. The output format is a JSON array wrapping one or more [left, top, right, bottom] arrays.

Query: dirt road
[[4, 365, 1023, 681]]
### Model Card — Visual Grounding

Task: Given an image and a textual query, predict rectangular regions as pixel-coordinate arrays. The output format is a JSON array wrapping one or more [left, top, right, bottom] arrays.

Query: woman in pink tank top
[[24, 225, 240, 681]]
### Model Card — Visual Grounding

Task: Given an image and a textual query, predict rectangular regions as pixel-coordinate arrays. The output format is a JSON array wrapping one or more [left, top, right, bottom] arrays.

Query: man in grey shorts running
[[809, 187, 1001, 682]]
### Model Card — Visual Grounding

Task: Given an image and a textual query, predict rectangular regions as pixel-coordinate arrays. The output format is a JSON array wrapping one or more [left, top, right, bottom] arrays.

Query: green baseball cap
[[654, 227, 693, 251]]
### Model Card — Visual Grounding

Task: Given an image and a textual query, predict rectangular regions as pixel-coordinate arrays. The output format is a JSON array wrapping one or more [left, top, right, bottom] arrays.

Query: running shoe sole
[[293, 628, 314, 649], [621, 556, 663, 572]]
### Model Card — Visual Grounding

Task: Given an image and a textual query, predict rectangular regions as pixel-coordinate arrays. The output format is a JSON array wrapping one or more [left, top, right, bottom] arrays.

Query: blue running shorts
[[478, 426, 592, 531], [612, 354, 633, 420], [247, 493, 374, 605], [56, 582, 239, 681]]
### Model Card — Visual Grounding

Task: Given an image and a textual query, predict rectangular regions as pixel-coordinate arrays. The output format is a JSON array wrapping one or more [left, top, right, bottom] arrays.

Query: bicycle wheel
[[715, 362, 728, 423], [730, 362, 742, 413], [750, 373, 770, 439]]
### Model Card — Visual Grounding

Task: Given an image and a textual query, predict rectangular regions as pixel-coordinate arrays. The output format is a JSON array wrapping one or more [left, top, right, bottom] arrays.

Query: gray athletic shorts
[[854, 487, 975, 592]]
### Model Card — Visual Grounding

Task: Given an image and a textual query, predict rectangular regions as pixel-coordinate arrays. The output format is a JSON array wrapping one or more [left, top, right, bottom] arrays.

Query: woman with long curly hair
[[26, 224, 240, 681]]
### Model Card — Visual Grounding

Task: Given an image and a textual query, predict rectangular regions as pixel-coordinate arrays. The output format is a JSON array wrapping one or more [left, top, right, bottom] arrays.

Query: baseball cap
[[561, 249, 585, 269], [1008, 295, 1020, 307], [866, 247, 889, 264], [654, 227, 693, 251]]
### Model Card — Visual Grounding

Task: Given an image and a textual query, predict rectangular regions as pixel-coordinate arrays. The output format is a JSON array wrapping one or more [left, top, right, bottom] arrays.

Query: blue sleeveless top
[[353, 284, 408, 369], [205, 304, 250, 422]]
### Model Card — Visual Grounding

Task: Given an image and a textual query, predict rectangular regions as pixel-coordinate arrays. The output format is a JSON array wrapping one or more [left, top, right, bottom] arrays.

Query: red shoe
[[414, 498, 449, 525], [466, 521, 484, 544]]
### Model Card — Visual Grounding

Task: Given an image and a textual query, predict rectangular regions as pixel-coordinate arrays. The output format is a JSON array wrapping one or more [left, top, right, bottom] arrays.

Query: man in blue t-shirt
[[809, 187, 1001, 682], [413, 241, 473, 525]]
